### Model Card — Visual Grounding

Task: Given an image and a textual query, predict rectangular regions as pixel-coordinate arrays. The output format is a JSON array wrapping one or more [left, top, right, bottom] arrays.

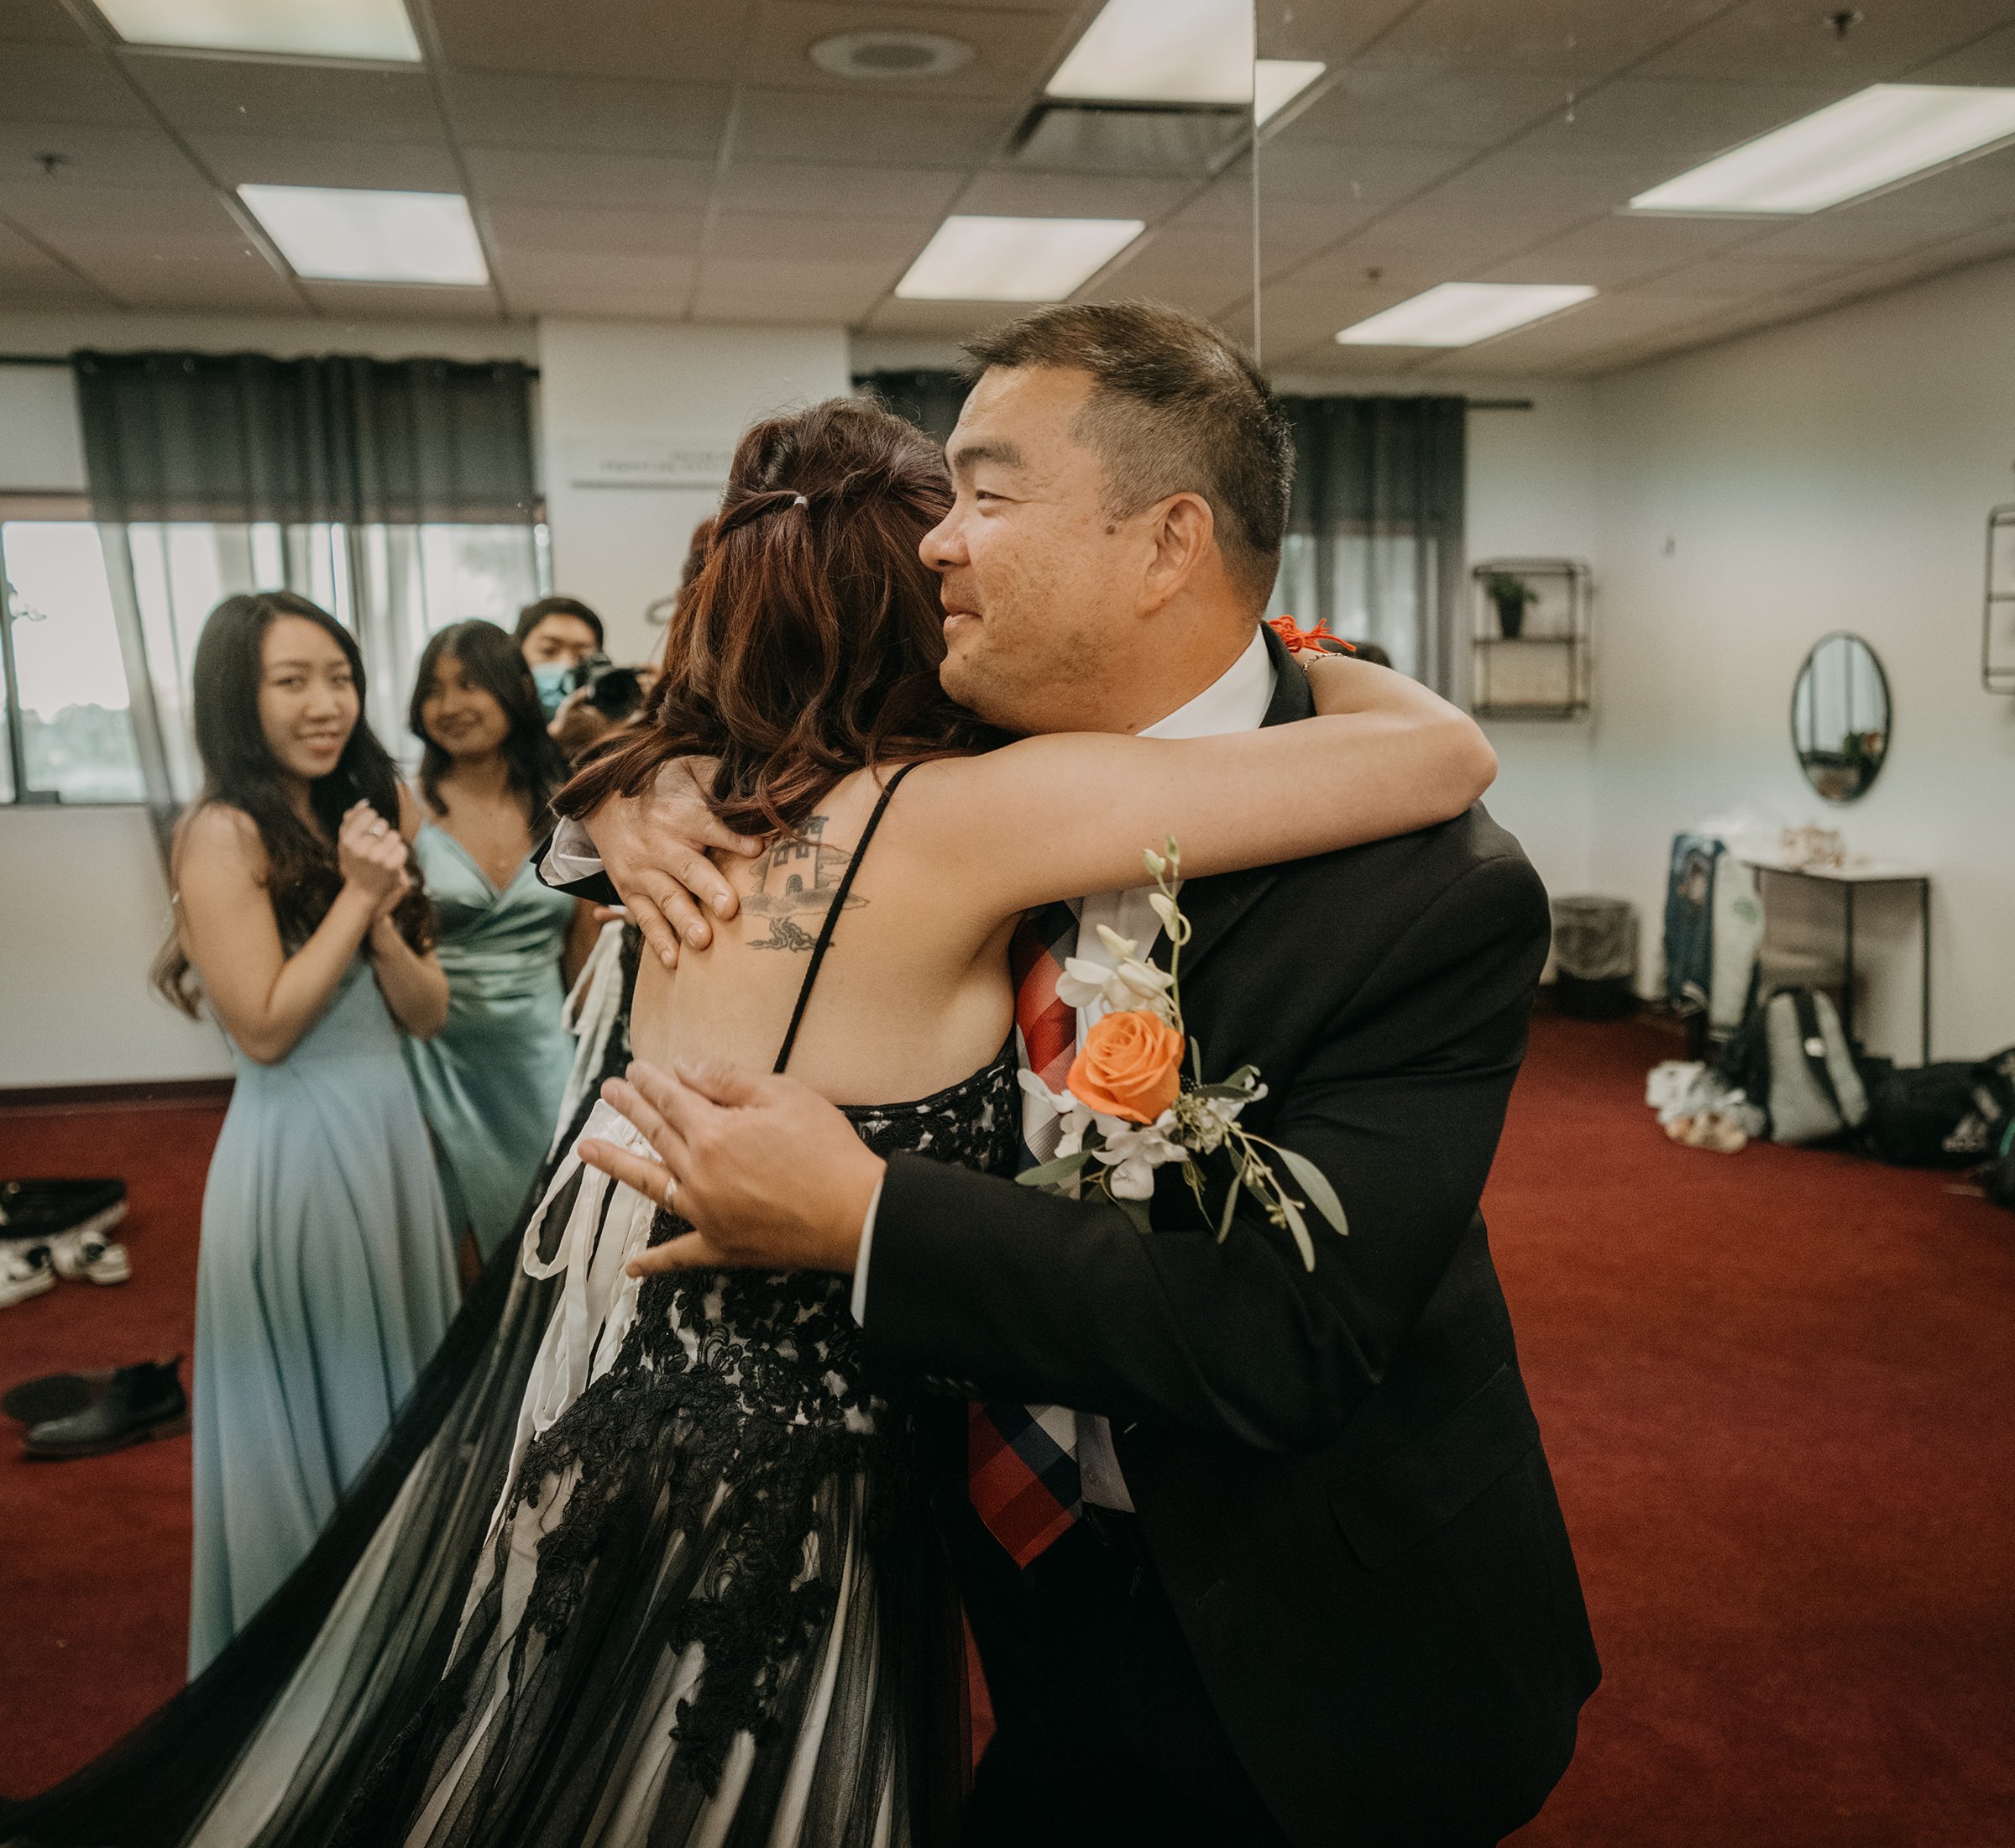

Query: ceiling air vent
[[809, 31, 974, 81], [1008, 101, 1248, 177]]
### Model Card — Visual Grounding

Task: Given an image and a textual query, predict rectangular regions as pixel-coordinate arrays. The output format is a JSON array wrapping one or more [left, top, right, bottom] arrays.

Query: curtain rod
[[0, 353, 541, 374]]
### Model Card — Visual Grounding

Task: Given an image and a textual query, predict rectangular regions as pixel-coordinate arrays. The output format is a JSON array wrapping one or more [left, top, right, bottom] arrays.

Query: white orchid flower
[[1094, 924, 1138, 962], [1147, 890, 1180, 934], [1091, 1115, 1188, 1198], [1055, 955, 1116, 1011], [1143, 848, 1166, 879]]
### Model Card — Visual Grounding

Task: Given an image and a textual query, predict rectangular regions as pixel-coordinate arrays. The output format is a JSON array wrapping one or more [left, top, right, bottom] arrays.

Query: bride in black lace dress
[[3, 395, 1494, 1848]]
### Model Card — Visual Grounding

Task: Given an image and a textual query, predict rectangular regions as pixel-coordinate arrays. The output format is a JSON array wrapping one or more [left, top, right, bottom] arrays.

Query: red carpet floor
[[4, 1016, 2013, 1841]]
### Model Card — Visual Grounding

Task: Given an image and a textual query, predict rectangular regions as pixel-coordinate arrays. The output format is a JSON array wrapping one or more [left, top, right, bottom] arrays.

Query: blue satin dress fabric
[[189, 955, 458, 1674], [402, 824, 578, 1260]]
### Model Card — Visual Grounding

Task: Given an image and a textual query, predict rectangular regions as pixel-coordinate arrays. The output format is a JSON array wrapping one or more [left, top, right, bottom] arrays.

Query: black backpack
[[1860, 1062, 1985, 1168]]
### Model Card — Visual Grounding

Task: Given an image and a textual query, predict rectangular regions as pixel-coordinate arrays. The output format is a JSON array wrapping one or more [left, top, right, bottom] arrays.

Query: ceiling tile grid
[[0, 0, 2013, 374]]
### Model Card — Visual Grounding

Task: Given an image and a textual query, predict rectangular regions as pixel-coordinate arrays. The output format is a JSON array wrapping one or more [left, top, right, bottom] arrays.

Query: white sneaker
[[50, 1225, 132, 1285], [1, 1240, 55, 1309]]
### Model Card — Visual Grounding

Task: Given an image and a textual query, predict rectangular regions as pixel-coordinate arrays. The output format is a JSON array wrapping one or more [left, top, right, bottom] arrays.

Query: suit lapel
[[1159, 626, 1314, 981]]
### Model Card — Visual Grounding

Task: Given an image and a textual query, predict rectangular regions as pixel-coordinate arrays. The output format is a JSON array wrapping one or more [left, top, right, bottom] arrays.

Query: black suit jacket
[[864, 642, 1599, 1846]]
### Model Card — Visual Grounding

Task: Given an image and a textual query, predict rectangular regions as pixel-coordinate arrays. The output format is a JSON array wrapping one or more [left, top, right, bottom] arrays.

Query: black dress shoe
[[0, 1177, 128, 1242], [23, 1358, 188, 1459], [2, 1365, 118, 1426]]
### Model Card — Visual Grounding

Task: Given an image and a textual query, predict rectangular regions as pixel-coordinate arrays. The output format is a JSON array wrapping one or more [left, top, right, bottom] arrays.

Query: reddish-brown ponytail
[[554, 397, 998, 841]]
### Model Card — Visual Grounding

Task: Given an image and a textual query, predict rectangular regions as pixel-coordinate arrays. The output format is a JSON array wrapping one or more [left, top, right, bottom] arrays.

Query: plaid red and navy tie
[[967, 900, 1084, 1567]]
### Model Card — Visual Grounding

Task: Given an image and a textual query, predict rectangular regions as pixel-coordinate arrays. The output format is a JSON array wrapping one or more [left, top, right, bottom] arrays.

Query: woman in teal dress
[[157, 592, 460, 1674], [404, 620, 598, 1267]]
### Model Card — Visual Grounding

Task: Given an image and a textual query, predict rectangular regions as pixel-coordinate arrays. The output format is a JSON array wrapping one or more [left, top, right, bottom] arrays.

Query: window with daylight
[[0, 519, 145, 805], [0, 516, 548, 807]]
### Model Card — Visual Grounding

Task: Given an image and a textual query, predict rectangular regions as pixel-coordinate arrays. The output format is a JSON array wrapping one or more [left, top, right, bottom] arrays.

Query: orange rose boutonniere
[[1018, 839, 1350, 1269], [1067, 1010, 1185, 1123]]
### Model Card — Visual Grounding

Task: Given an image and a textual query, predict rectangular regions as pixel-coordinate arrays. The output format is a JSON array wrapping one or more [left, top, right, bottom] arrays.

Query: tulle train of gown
[[325, 1051, 1016, 1848], [0, 927, 641, 1848]]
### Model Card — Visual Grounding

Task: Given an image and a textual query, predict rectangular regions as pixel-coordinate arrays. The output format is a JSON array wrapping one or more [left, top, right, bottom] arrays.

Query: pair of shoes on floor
[[3, 1356, 188, 1458], [0, 1178, 130, 1305]]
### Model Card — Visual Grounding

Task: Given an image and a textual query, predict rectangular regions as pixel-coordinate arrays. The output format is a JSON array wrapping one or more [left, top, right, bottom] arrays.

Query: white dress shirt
[[852, 627, 1278, 1510]]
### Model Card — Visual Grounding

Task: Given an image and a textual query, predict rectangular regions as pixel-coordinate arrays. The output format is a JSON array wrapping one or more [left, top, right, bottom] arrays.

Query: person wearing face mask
[[154, 592, 458, 1675], [514, 594, 605, 721], [404, 621, 601, 1274]]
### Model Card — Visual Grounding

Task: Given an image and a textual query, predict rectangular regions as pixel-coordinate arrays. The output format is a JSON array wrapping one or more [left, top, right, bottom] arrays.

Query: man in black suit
[[557, 301, 1598, 1846]]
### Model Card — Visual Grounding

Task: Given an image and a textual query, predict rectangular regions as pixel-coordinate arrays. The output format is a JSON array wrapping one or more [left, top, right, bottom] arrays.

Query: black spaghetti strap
[[772, 763, 916, 1075]]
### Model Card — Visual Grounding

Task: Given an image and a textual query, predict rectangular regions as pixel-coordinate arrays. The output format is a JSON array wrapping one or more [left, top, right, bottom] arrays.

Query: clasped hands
[[578, 1059, 884, 1280]]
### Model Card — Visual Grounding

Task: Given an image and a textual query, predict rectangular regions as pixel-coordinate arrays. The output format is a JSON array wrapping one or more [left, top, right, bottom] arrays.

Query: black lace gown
[[3, 772, 1019, 1848]]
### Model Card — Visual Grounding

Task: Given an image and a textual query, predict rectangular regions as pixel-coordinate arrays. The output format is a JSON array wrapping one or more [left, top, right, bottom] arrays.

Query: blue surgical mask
[[531, 660, 573, 719]]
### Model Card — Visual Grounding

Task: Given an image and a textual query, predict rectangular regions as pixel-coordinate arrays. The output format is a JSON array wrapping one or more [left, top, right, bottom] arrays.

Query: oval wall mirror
[[1792, 632, 1891, 803]]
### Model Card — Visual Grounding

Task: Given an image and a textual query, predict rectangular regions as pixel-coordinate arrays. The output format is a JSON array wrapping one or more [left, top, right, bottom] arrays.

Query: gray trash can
[[1550, 894, 1640, 1020]]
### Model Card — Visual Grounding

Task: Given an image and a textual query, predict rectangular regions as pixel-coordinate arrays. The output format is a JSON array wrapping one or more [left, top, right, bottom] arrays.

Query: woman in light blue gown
[[155, 592, 460, 1675], [403, 620, 598, 1267]]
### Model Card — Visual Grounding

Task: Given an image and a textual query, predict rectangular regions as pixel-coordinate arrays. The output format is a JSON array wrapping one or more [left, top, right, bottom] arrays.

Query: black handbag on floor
[[1861, 1062, 1985, 1168]]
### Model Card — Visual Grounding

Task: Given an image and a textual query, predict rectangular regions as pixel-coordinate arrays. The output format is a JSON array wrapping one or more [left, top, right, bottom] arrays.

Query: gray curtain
[[856, 369, 968, 448], [73, 352, 539, 527], [1272, 395, 1466, 694], [72, 351, 540, 850]]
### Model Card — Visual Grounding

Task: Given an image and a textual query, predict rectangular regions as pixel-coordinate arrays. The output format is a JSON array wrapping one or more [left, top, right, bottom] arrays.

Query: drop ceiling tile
[[732, 86, 1018, 164], [0, 44, 154, 125], [189, 132, 464, 192], [491, 249, 700, 305], [440, 74, 731, 159], [1362, 0, 1731, 80], [1909, 19, 2015, 82], [0, 122, 206, 191], [952, 170, 1192, 222], [1615, 253, 1848, 297], [1287, 66, 1573, 149], [0, 181, 243, 242], [704, 212, 930, 264], [714, 159, 967, 219], [1883, 141, 2015, 219], [299, 280, 504, 321], [126, 57, 445, 140], [69, 247, 301, 311], [0, 0, 89, 45], [860, 295, 1013, 337], [1508, 78, 1854, 162], [486, 203, 704, 257], [692, 254, 899, 316], [1500, 210, 1783, 272], [1412, 291, 1727, 369], [1732, 205, 1997, 263], [428, 0, 753, 84], [743, 2, 1076, 100], [1255, 0, 1431, 68], [1638, 0, 2013, 84], [1255, 139, 1476, 208], [460, 147, 715, 212]]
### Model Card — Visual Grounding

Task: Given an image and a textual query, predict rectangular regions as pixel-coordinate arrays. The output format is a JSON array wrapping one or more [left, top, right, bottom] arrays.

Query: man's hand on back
[[578, 1059, 882, 1277], [581, 756, 762, 967]]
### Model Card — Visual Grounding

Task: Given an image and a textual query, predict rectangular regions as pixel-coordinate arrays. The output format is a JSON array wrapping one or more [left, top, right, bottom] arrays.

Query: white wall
[[536, 320, 852, 663], [0, 364, 88, 493], [0, 806, 230, 1086], [1586, 254, 2015, 1061]]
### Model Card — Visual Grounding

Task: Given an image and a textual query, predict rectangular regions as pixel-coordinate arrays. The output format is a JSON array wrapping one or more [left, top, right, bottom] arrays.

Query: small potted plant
[[1483, 572, 1538, 639]]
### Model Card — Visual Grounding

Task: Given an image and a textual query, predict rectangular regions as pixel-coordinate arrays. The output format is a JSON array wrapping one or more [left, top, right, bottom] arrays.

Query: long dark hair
[[555, 397, 998, 840], [154, 591, 432, 1016], [410, 619, 567, 825]]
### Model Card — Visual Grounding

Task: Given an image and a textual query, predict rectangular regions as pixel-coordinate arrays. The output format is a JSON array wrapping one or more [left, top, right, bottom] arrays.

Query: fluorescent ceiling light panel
[[1337, 283, 1597, 348], [94, 0, 421, 61], [1254, 60, 1325, 126], [1046, 0, 1253, 107], [897, 215, 1144, 301], [238, 186, 487, 285], [1630, 83, 2015, 214]]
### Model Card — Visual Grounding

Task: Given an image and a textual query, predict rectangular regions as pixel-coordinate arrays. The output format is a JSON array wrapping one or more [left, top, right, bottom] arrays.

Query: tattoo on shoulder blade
[[743, 816, 862, 952]]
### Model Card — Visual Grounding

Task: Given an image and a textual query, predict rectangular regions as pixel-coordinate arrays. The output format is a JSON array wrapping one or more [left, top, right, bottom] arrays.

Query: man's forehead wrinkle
[[950, 436, 1030, 475]]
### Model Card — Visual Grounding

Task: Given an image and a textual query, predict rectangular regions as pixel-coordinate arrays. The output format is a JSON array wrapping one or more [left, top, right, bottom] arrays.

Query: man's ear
[[1139, 491, 1216, 614]]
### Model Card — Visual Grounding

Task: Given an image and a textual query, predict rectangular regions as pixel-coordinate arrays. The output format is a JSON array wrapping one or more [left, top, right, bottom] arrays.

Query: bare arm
[[900, 650, 1495, 922], [369, 783, 448, 1039], [175, 802, 411, 1065]]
